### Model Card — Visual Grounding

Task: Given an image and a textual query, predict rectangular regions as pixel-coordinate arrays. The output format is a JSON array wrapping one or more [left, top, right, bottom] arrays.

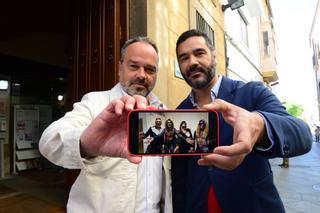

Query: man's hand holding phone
[[198, 99, 266, 170], [80, 95, 147, 164]]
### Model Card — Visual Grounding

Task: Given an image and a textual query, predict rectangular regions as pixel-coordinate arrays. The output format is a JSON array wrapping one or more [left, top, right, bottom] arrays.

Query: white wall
[[224, 1, 262, 82]]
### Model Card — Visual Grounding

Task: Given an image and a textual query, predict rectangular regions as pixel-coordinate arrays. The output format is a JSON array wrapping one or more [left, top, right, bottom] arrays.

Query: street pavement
[[270, 141, 320, 213]]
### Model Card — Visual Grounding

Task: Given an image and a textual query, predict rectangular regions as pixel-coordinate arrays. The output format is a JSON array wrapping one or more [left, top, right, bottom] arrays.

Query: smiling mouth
[[189, 71, 203, 78], [131, 83, 146, 88]]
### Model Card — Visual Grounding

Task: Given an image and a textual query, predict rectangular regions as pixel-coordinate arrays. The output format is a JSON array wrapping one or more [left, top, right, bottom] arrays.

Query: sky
[[269, 0, 319, 124]]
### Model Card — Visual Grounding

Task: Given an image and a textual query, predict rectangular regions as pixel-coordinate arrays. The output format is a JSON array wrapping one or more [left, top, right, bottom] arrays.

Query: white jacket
[[39, 83, 172, 213]]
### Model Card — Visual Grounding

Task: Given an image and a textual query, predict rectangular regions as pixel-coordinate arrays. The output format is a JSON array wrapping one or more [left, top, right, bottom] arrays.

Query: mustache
[[130, 78, 148, 87], [187, 65, 206, 76]]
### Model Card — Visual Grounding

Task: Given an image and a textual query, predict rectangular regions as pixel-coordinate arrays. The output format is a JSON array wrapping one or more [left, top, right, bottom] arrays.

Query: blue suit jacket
[[172, 76, 312, 213]]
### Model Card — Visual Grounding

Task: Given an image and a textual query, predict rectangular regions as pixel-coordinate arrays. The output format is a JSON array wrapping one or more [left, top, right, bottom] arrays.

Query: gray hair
[[120, 37, 159, 63]]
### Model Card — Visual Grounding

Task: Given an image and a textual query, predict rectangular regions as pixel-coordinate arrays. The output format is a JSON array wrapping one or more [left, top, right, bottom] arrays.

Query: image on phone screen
[[128, 110, 219, 156]]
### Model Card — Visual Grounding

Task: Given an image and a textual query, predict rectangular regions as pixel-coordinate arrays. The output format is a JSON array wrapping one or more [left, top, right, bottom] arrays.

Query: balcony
[[262, 70, 278, 83]]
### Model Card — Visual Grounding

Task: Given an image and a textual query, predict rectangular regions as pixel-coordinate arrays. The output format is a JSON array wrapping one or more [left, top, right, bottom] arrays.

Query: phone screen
[[128, 110, 219, 156]]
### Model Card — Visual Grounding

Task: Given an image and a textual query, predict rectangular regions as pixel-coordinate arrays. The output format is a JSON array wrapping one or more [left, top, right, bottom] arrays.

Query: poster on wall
[[0, 92, 8, 117], [13, 105, 40, 172]]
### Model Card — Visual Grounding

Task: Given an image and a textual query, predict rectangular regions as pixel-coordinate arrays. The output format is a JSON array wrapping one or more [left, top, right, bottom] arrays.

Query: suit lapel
[[217, 76, 236, 103], [216, 76, 239, 146]]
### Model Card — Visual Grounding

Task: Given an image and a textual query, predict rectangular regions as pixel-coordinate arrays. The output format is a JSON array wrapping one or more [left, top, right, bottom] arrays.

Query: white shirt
[[39, 83, 172, 213], [150, 127, 164, 135], [135, 156, 163, 213]]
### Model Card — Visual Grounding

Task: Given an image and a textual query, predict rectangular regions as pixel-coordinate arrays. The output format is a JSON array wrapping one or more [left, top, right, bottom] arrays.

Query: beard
[[122, 78, 153, 97], [181, 61, 216, 90]]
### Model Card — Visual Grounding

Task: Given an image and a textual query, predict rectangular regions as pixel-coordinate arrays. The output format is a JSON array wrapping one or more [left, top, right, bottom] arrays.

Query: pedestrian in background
[[315, 126, 320, 142]]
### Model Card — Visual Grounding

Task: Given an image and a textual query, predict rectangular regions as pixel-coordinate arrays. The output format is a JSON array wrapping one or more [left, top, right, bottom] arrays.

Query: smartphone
[[128, 109, 219, 156]]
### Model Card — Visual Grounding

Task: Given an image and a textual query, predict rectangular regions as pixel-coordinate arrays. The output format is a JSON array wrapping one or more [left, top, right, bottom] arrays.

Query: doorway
[[0, 0, 127, 211]]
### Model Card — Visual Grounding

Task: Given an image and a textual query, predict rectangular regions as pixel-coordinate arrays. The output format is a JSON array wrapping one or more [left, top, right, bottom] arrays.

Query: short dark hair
[[176, 29, 214, 56], [120, 37, 159, 63]]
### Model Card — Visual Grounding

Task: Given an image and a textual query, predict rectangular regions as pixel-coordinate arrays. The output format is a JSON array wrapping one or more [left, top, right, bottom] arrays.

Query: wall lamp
[[0, 80, 8, 90], [222, 0, 245, 12]]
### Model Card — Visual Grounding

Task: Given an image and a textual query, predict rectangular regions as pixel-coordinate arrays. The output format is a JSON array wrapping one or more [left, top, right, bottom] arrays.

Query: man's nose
[[136, 67, 147, 79], [189, 55, 199, 66]]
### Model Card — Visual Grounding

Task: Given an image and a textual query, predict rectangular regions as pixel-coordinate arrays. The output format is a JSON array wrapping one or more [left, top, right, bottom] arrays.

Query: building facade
[[223, 0, 278, 85], [143, 0, 278, 107], [146, 0, 226, 107], [0, 0, 278, 178], [310, 0, 320, 122]]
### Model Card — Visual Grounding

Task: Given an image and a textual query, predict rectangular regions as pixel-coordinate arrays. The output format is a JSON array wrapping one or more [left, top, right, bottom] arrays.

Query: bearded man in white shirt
[[39, 37, 172, 213]]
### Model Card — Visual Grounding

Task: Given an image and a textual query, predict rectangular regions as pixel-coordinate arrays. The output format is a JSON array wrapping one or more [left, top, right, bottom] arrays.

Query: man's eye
[[195, 51, 205, 56], [129, 64, 139, 70], [179, 56, 188, 62], [145, 67, 157, 74]]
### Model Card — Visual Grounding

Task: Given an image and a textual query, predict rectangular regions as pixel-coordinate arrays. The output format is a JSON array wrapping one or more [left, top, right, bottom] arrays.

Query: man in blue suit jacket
[[171, 29, 312, 213]]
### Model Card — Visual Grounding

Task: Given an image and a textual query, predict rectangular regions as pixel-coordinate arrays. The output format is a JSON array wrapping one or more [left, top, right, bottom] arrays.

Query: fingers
[[132, 95, 148, 109], [127, 156, 142, 164], [198, 153, 245, 170], [108, 95, 148, 115], [109, 99, 125, 115], [213, 142, 252, 156], [121, 95, 148, 111], [203, 99, 238, 126], [197, 141, 252, 170], [203, 99, 231, 113], [200, 99, 262, 171]]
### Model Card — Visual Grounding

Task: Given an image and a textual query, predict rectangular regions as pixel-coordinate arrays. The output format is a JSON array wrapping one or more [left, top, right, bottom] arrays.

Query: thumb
[[203, 99, 230, 113], [203, 99, 238, 126], [127, 156, 142, 164]]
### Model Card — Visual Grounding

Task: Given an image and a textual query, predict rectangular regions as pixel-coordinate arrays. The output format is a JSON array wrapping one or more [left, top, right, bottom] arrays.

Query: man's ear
[[211, 50, 216, 58], [211, 50, 217, 66]]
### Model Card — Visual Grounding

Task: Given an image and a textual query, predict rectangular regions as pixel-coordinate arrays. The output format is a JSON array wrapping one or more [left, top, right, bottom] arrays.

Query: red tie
[[208, 185, 221, 213]]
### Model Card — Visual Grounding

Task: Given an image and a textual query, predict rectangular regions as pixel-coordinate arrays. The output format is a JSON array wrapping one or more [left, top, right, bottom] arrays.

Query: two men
[[40, 30, 312, 213]]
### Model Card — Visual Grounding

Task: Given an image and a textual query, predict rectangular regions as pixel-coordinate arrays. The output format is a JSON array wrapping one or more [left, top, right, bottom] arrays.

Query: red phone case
[[127, 109, 219, 156]]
